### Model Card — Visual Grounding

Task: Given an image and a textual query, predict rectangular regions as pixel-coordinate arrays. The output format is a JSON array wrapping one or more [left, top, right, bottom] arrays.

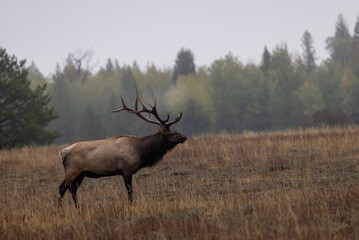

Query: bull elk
[[58, 90, 186, 207]]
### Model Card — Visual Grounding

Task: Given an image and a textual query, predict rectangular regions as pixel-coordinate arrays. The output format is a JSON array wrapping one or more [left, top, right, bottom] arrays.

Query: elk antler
[[112, 90, 183, 128]]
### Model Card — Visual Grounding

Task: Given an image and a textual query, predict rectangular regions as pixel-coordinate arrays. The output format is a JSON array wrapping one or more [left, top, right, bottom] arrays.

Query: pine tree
[[260, 46, 271, 75], [106, 59, 114, 73], [326, 14, 352, 68], [28, 62, 47, 89], [0, 48, 60, 148], [49, 66, 78, 144], [301, 30, 317, 74], [354, 16, 359, 42], [268, 44, 304, 129], [350, 15, 359, 77], [171, 48, 196, 83], [335, 14, 351, 38], [121, 66, 138, 101], [209, 54, 246, 131]]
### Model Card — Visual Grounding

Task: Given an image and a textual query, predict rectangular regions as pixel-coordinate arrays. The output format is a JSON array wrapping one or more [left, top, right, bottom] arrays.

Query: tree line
[[1, 13, 359, 147]]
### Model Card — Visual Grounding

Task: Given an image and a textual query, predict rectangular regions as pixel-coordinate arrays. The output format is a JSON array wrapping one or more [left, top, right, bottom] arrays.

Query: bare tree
[[69, 48, 95, 83]]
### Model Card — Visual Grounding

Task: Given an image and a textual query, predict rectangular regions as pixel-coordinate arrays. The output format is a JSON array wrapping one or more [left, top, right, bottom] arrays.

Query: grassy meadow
[[2, 128, 359, 239]]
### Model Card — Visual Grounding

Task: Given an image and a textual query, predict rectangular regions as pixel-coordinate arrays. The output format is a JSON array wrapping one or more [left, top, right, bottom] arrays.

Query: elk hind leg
[[58, 173, 78, 206], [58, 180, 69, 206], [69, 174, 84, 208]]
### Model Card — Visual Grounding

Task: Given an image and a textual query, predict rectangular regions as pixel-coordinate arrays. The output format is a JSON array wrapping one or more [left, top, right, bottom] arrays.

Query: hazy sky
[[1, 0, 358, 76]]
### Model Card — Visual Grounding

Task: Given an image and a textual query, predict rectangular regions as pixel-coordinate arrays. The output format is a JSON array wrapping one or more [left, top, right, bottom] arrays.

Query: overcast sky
[[1, 0, 358, 77]]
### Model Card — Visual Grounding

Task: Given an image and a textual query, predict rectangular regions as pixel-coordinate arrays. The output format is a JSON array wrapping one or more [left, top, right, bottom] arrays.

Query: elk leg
[[69, 175, 85, 208], [58, 180, 69, 206], [58, 173, 78, 206], [123, 174, 133, 202]]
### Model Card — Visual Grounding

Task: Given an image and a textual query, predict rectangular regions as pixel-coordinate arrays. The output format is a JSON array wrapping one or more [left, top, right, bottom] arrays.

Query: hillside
[[1, 128, 359, 239]]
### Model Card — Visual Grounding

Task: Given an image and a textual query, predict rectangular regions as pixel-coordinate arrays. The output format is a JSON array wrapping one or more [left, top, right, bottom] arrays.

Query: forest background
[[24, 14, 359, 144]]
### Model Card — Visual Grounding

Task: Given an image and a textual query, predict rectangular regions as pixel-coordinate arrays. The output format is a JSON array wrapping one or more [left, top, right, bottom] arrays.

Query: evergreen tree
[[354, 16, 359, 42], [350, 15, 359, 78], [298, 81, 325, 119], [326, 14, 352, 68], [62, 56, 78, 82], [80, 104, 104, 140], [301, 30, 317, 74], [240, 64, 271, 130], [98, 59, 116, 78], [171, 48, 196, 83], [106, 59, 114, 73], [315, 61, 342, 111], [268, 44, 304, 129], [335, 14, 351, 38], [121, 66, 138, 101], [28, 62, 47, 89], [339, 69, 359, 114], [0, 48, 60, 148], [115, 59, 121, 72], [48, 65, 78, 143], [260, 46, 271, 75], [209, 54, 246, 132]]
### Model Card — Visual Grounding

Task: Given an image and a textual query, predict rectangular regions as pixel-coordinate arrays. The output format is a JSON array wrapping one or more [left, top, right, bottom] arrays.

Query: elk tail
[[60, 147, 72, 168]]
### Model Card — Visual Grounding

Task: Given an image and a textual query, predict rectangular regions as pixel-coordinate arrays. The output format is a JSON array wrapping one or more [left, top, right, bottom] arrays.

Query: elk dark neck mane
[[138, 132, 175, 167]]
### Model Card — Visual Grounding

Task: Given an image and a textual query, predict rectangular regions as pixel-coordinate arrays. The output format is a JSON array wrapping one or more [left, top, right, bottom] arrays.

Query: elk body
[[58, 91, 186, 207]]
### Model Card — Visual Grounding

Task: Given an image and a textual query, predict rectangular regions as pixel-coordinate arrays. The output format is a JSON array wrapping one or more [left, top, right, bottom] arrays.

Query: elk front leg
[[123, 174, 133, 202]]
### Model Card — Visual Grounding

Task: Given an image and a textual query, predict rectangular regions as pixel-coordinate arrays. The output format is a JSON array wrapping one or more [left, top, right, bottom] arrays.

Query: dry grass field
[[2, 128, 359, 239]]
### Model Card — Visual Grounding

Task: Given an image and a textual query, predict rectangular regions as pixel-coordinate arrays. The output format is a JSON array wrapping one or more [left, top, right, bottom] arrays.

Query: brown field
[[2, 128, 359, 239]]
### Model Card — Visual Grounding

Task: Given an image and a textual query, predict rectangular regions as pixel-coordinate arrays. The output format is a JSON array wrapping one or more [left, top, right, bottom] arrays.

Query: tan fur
[[62, 136, 142, 176]]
